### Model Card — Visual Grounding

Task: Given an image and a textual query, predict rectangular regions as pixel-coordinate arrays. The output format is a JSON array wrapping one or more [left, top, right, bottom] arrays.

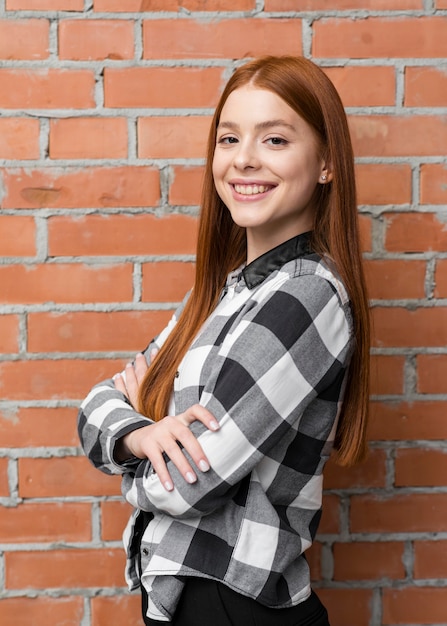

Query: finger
[[113, 373, 129, 398], [149, 348, 159, 364], [134, 352, 149, 383], [148, 449, 175, 492], [124, 362, 140, 407], [181, 404, 220, 432]]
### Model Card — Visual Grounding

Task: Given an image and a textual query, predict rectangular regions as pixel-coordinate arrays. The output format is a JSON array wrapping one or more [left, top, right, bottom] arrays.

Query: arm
[[121, 273, 353, 516]]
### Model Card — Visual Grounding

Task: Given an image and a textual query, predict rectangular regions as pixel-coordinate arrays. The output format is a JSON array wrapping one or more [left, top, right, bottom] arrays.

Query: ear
[[319, 164, 333, 184]]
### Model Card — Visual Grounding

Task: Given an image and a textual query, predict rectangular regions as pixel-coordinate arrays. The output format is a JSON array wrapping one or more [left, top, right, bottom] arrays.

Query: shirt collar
[[238, 231, 314, 290]]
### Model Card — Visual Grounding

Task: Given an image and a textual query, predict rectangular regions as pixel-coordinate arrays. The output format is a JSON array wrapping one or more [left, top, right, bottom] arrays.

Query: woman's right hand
[[120, 404, 220, 492]]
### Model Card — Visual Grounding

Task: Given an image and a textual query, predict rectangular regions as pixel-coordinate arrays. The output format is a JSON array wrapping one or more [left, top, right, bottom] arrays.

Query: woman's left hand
[[113, 351, 154, 408]]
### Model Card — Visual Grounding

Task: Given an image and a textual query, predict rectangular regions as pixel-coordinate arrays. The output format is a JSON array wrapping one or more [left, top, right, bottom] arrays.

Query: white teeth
[[234, 184, 270, 195]]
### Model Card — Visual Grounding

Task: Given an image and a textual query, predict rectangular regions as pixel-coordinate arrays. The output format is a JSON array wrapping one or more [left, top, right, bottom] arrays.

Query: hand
[[123, 404, 220, 492], [113, 351, 154, 408]]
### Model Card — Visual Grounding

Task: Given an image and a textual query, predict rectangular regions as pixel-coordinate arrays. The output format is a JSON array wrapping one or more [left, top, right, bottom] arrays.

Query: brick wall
[[0, 2, 446, 625]]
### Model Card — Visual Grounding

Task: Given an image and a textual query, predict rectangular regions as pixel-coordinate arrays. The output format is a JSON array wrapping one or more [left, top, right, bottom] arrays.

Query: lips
[[232, 183, 275, 196]]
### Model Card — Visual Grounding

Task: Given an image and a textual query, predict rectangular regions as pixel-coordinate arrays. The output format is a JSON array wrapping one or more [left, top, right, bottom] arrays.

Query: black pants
[[141, 577, 330, 626]]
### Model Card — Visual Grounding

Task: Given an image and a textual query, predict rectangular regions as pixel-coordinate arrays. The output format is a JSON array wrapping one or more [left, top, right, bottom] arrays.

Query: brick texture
[[0, 4, 445, 626]]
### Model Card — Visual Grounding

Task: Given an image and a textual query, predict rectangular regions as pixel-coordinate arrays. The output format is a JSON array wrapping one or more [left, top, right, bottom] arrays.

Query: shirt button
[[142, 548, 149, 556]]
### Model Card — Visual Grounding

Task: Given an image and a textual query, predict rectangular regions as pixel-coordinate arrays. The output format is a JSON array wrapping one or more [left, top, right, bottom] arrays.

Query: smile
[[233, 184, 274, 196]]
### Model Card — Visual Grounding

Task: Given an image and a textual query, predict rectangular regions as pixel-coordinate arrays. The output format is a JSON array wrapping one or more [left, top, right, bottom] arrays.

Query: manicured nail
[[164, 481, 173, 491], [186, 472, 197, 484], [199, 460, 210, 472], [112, 373, 121, 380], [209, 420, 219, 431]]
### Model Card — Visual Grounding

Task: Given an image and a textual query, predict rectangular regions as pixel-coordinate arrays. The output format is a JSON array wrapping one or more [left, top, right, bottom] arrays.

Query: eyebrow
[[217, 119, 297, 132]]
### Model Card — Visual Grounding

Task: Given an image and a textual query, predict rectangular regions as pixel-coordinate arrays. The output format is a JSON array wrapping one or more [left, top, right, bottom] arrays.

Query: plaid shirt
[[78, 232, 354, 622]]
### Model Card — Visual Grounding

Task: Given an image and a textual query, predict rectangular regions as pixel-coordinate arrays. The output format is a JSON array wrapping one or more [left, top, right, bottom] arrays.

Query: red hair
[[138, 56, 370, 466]]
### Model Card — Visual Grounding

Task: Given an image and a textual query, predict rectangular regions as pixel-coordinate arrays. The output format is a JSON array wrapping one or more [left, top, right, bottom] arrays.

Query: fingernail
[[199, 460, 210, 472], [186, 472, 197, 484], [112, 373, 120, 380], [164, 481, 173, 491], [210, 420, 219, 431], [125, 362, 133, 369]]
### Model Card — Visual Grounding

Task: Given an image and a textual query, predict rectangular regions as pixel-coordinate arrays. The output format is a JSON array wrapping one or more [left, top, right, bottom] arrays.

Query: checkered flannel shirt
[[78, 232, 354, 622]]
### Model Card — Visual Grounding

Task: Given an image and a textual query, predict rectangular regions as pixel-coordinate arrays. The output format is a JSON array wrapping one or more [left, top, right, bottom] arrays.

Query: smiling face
[[212, 86, 330, 262]]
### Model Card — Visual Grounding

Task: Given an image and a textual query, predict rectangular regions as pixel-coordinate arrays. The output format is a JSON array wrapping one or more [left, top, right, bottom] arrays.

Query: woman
[[78, 55, 370, 625]]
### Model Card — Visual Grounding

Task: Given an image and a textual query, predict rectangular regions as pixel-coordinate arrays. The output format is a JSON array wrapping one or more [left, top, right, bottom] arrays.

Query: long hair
[[138, 56, 370, 466]]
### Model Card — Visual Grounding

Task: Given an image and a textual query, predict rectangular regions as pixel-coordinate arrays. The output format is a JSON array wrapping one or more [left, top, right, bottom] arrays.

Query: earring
[[321, 174, 327, 182]]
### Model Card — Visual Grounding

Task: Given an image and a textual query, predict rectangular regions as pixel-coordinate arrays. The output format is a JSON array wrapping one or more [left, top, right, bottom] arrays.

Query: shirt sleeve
[[77, 293, 191, 475], [121, 272, 353, 516]]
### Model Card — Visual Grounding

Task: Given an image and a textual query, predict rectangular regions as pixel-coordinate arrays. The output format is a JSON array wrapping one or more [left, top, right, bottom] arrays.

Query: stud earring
[[321, 174, 327, 182]]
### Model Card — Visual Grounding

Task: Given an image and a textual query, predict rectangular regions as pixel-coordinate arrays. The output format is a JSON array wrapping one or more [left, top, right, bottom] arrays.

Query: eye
[[217, 135, 238, 145], [266, 136, 288, 146]]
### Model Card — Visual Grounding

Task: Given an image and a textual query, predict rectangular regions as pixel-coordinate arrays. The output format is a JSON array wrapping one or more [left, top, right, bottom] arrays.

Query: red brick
[[94, 0, 255, 9], [383, 588, 447, 625], [48, 214, 197, 256], [314, 17, 447, 59], [316, 589, 372, 626], [138, 116, 211, 159], [5, 548, 125, 589], [385, 212, 447, 253], [93, 0, 178, 9], [49, 117, 128, 159], [306, 541, 322, 581], [104, 67, 223, 109], [142, 19, 301, 59], [142, 262, 195, 302], [0, 458, 8, 496], [0, 69, 95, 109], [0, 19, 48, 60], [396, 448, 447, 487], [0, 263, 132, 304], [333, 541, 405, 580], [92, 595, 142, 626], [7, 0, 83, 6], [405, 66, 447, 107], [369, 401, 447, 441], [437, 0, 447, 6], [370, 355, 405, 395], [414, 540, 447, 579], [0, 502, 92, 542], [0, 118, 40, 159], [349, 115, 447, 157], [372, 307, 447, 348], [319, 494, 340, 534], [364, 259, 426, 300], [19, 457, 121, 498], [0, 597, 84, 626], [0, 315, 20, 353], [0, 215, 36, 256], [169, 166, 204, 206], [324, 66, 396, 107], [101, 500, 133, 541], [351, 494, 447, 533], [28, 310, 172, 353], [2, 167, 159, 209], [435, 259, 447, 297], [417, 354, 447, 394], [267, 0, 421, 7], [324, 449, 387, 489], [420, 163, 447, 205], [0, 358, 125, 401], [59, 19, 134, 60], [356, 163, 412, 206], [0, 407, 79, 447], [185, 0, 255, 6]]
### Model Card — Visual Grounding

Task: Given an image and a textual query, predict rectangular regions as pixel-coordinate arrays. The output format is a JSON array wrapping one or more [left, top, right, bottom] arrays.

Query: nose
[[233, 139, 260, 170]]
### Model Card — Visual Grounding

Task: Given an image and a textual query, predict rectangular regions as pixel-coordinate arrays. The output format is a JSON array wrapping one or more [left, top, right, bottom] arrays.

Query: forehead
[[219, 86, 299, 123]]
